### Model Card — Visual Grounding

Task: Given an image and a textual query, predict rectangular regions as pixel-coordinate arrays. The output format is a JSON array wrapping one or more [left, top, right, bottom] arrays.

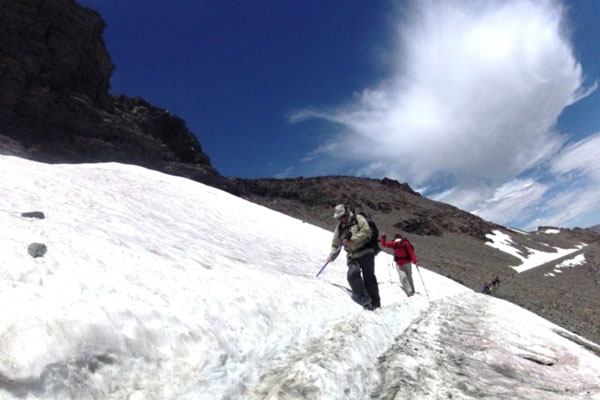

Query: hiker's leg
[[358, 253, 380, 308], [405, 263, 416, 294], [347, 260, 367, 297], [396, 263, 411, 295]]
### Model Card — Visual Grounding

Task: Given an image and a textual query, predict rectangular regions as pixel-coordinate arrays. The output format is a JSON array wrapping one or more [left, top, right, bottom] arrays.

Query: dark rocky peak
[[1, 0, 113, 103], [0, 0, 232, 190]]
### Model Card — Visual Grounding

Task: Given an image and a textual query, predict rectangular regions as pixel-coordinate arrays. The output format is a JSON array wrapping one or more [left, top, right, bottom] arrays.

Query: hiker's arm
[[328, 224, 342, 261], [407, 242, 418, 264], [380, 234, 394, 248]]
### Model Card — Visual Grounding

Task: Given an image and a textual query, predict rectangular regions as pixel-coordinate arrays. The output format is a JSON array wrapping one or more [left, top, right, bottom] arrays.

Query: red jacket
[[381, 235, 417, 264]]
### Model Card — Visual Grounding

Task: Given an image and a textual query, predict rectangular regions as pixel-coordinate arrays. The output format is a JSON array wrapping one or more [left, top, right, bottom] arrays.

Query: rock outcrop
[[0, 0, 231, 190], [234, 175, 499, 241]]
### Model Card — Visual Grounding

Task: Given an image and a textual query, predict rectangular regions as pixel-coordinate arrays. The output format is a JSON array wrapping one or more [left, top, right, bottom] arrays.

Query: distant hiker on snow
[[381, 233, 417, 297], [482, 281, 493, 295], [327, 204, 381, 310], [491, 275, 500, 287], [482, 276, 500, 295]]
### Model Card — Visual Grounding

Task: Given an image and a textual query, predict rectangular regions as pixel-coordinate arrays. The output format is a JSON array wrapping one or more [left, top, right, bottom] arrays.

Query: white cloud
[[518, 131, 600, 229], [292, 0, 598, 228], [550, 131, 600, 180], [274, 166, 295, 179], [523, 186, 600, 229], [453, 179, 549, 225]]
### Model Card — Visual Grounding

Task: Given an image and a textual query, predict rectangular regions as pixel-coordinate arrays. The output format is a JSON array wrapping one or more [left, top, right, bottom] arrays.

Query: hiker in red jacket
[[381, 232, 417, 297]]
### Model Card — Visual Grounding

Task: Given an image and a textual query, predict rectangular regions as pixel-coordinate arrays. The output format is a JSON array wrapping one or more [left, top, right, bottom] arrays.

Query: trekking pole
[[316, 243, 343, 277], [415, 264, 431, 302]]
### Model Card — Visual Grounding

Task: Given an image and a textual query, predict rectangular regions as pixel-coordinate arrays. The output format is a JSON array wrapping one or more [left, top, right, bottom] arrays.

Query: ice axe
[[316, 243, 343, 277]]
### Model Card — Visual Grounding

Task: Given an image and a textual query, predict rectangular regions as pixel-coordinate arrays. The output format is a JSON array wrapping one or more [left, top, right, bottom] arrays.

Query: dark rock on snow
[[28, 242, 47, 258], [21, 211, 45, 219]]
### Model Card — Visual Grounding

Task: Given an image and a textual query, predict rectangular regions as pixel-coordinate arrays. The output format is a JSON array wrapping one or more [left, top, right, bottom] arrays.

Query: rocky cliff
[[0, 0, 232, 190]]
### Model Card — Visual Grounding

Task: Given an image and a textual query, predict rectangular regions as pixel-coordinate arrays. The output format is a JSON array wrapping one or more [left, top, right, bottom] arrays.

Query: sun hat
[[333, 204, 347, 219]]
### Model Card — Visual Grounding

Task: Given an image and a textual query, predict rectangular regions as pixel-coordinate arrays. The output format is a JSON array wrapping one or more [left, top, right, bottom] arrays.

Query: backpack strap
[[349, 213, 358, 227], [337, 216, 355, 240]]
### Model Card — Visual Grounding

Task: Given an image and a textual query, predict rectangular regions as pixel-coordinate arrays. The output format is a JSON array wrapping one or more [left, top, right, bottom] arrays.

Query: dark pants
[[347, 253, 380, 308]]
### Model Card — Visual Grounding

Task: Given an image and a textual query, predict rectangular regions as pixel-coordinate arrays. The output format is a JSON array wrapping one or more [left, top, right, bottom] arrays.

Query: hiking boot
[[407, 292, 415, 297], [357, 293, 373, 309]]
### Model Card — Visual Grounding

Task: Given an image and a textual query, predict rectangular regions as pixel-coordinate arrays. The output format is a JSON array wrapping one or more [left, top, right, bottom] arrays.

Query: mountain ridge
[[0, 0, 235, 192]]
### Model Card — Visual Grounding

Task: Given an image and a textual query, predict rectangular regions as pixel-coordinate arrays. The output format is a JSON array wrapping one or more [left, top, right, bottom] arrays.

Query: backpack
[[393, 238, 415, 262], [404, 238, 415, 254], [352, 208, 381, 255]]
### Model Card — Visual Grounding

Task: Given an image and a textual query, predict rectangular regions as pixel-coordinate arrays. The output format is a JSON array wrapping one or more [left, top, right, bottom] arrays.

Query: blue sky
[[77, 0, 600, 230]]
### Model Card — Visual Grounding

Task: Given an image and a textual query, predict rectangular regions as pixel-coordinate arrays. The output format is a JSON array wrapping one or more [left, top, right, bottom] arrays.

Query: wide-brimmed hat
[[333, 204, 347, 219]]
